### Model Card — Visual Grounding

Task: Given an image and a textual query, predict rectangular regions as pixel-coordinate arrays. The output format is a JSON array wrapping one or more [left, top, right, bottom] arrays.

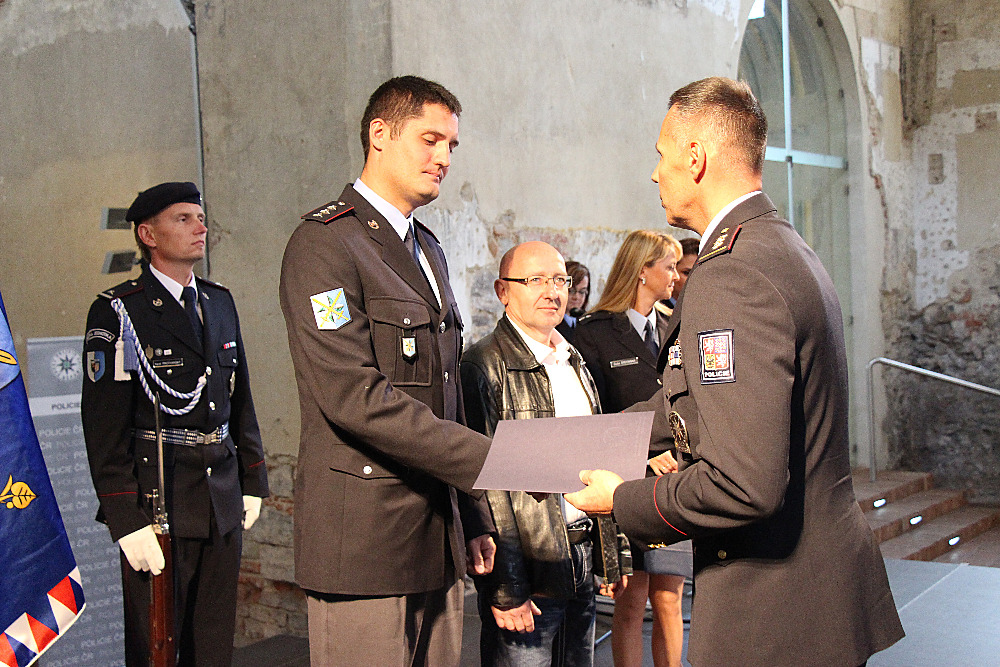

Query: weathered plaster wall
[[0, 0, 200, 370], [879, 0, 1000, 502]]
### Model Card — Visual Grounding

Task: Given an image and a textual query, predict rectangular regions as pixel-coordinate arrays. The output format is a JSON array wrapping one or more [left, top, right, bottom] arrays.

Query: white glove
[[118, 525, 165, 575], [242, 495, 262, 530]]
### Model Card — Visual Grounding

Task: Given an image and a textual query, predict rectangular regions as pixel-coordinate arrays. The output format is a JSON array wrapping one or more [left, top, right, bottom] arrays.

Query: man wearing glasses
[[460, 241, 630, 666]]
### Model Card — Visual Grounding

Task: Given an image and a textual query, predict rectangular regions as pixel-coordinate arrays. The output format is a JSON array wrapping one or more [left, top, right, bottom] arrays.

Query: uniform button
[[166, 369, 173, 375], [657, 378, 662, 385], [403, 317, 411, 326], [363, 465, 373, 475], [206, 467, 212, 477], [717, 550, 727, 560], [439, 322, 446, 333], [209, 401, 216, 410], [206, 367, 212, 376], [142, 457, 149, 463], [444, 371, 449, 382]]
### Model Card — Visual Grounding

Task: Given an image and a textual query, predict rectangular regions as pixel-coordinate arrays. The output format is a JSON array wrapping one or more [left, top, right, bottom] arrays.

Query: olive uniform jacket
[[615, 194, 904, 666], [279, 184, 492, 596], [81, 265, 268, 542]]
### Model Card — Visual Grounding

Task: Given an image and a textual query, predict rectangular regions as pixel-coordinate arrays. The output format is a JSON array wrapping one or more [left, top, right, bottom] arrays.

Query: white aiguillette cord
[[111, 298, 206, 416]]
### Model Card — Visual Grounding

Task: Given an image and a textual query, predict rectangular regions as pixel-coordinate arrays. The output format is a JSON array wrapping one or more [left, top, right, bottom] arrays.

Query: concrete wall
[[0, 0, 200, 373]]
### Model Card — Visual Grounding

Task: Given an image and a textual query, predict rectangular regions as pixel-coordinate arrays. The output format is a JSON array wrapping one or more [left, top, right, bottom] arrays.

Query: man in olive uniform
[[566, 78, 904, 667], [82, 181, 268, 666], [279, 76, 494, 665]]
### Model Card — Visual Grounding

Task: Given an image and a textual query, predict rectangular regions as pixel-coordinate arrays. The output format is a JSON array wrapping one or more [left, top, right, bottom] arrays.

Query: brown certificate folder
[[473, 412, 655, 493]]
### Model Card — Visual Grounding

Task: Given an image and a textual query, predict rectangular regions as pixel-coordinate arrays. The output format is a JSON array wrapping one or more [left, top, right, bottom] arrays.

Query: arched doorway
[[739, 0, 865, 453]]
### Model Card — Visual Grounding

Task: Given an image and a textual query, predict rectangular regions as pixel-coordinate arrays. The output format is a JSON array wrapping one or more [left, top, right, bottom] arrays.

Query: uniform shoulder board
[[197, 275, 230, 292], [698, 224, 743, 264], [302, 200, 355, 224], [98, 279, 144, 300], [578, 311, 607, 324], [414, 219, 440, 243]]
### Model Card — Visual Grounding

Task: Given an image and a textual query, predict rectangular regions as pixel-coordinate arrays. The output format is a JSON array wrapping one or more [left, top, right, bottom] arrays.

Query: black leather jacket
[[460, 316, 631, 608]]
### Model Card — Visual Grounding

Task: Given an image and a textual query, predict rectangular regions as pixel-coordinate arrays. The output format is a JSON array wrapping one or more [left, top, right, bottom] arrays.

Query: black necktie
[[644, 319, 659, 358], [182, 286, 203, 342], [403, 223, 420, 264], [404, 223, 434, 292]]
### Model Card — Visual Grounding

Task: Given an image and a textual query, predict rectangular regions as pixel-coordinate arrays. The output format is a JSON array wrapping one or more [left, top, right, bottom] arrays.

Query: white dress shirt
[[354, 178, 442, 306], [507, 318, 592, 524]]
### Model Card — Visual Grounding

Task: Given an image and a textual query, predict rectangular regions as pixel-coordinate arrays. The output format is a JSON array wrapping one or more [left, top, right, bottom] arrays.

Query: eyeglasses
[[500, 275, 573, 289], [568, 288, 589, 297]]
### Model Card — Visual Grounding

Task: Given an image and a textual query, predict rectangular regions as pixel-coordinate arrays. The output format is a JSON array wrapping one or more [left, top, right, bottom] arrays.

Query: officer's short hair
[[668, 77, 768, 175], [360, 76, 462, 159]]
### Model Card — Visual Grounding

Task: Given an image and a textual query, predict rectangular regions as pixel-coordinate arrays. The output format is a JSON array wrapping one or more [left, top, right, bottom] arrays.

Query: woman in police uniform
[[573, 229, 689, 667]]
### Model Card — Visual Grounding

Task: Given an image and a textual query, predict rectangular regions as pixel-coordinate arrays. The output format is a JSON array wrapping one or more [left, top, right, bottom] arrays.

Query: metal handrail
[[866, 357, 1000, 482]]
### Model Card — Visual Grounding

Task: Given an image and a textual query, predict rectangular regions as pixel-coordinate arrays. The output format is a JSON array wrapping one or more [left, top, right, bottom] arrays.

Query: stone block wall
[[880, 0, 1000, 502], [235, 453, 307, 646]]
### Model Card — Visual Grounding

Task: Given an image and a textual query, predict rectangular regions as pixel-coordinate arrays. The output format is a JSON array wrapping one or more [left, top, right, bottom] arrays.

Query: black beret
[[125, 182, 202, 223]]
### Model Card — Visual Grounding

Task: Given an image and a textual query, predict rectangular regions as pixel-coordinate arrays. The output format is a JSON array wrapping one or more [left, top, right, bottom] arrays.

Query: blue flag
[[0, 291, 84, 666]]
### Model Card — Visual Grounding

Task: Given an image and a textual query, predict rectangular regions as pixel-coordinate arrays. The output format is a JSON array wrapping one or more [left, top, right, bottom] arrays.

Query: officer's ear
[[368, 118, 390, 154], [136, 221, 158, 251]]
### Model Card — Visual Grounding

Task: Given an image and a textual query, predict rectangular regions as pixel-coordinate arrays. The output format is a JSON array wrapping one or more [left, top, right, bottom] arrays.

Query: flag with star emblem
[[0, 290, 84, 666]]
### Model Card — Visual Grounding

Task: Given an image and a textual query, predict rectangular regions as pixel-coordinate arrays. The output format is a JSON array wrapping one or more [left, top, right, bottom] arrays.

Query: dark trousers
[[121, 525, 242, 667]]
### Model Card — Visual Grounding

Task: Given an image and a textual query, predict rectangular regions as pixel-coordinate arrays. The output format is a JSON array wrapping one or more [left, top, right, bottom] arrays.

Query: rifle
[[149, 393, 175, 667]]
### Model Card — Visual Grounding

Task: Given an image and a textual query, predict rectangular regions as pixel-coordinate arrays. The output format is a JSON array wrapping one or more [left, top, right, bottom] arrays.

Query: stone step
[[852, 469, 932, 511], [864, 488, 967, 543], [879, 505, 1000, 562], [933, 521, 1000, 568]]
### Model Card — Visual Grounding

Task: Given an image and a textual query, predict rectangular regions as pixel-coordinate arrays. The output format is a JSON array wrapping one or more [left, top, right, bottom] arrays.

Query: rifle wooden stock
[[149, 526, 174, 667], [149, 392, 174, 666]]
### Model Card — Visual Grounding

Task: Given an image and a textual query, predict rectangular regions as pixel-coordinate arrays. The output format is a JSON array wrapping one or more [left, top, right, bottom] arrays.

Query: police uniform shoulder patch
[[698, 329, 735, 384], [310, 288, 352, 330], [86, 327, 116, 344], [697, 224, 742, 264], [302, 200, 355, 224]]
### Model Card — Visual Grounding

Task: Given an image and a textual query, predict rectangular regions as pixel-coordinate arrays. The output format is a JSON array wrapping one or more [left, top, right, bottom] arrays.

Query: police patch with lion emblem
[[698, 329, 735, 384]]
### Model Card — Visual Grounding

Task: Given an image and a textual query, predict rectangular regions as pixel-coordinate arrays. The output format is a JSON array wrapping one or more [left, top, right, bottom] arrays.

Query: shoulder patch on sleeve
[[698, 329, 735, 384], [302, 200, 355, 224], [310, 288, 352, 330], [697, 224, 742, 264]]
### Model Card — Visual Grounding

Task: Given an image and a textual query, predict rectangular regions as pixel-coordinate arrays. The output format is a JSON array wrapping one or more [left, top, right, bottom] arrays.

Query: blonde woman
[[574, 230, 691, 667]]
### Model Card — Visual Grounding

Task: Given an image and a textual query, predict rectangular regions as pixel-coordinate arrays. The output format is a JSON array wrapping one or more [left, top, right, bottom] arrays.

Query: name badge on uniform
[[698, 329, 735, 384], [668, 411, 691, 454], [401, 337, 417, 359], [609, 357, 638, 368], [667, 343, 682, 368]]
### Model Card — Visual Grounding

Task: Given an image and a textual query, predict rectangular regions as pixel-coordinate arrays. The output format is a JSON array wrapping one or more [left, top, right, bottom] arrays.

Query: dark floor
[[233, 558, 1000, 666]]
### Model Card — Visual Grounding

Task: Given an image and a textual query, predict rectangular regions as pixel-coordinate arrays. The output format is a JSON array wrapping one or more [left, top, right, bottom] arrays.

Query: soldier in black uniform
[[82, 182, 269, 666]]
